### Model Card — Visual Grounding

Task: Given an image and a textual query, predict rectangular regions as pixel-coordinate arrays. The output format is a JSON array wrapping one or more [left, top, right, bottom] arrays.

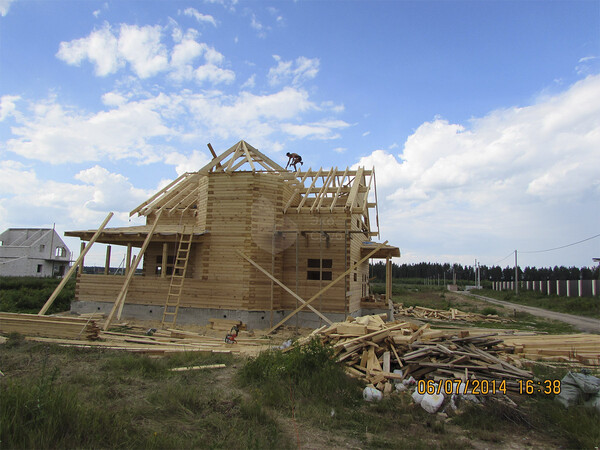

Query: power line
[[493, 250, 515, 266], [520, 232, 600, 254]]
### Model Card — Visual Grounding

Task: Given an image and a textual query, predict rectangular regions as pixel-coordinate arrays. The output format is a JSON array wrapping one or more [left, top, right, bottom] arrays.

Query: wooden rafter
[[130, 173, 189, 217], [310, 168, 335, 213], [345, 167, 364, 211], [330, 167, 349, 211], [296, 168, 322, 211]]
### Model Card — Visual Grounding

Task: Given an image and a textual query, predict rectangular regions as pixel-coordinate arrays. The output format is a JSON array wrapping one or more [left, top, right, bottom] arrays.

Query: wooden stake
[[39, 212, 114, 315]]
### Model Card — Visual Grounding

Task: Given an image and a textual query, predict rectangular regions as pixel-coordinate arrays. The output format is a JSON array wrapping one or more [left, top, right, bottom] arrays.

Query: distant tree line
[[369, 262, 600, 282]]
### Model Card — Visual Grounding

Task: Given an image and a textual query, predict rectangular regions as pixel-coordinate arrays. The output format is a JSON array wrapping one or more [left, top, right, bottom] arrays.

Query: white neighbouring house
[[0, 228, 72, 277]]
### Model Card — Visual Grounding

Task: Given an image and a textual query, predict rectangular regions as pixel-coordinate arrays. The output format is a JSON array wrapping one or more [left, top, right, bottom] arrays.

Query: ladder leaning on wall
[[161, 229, 193, 327]]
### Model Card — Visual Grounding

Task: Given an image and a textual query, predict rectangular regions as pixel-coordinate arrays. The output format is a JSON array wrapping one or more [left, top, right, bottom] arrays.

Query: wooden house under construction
[[66, 140, 399, 329]]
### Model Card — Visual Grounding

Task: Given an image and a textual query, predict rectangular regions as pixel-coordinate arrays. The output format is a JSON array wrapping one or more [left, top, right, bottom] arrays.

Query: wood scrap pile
[[394, 304, 511, 323], [308, 314, 532, 394], [0, 312, 100, 340]]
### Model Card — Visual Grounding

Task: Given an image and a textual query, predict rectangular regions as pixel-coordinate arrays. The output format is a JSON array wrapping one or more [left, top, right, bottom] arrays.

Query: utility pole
[[514, 250, 518, 294]]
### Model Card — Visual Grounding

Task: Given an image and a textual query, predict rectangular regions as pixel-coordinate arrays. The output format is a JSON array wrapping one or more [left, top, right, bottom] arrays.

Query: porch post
[[386, 255, 392, 301], [104, 245, 111, 275]]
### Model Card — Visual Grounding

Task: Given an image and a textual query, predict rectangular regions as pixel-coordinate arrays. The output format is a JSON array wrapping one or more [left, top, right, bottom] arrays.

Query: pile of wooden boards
[[0, 312, 271, 356], [0, 312, 100, 340], [394, 304, 510, 323], [501, 334, 600, 367], [307, 315, 532, 393]]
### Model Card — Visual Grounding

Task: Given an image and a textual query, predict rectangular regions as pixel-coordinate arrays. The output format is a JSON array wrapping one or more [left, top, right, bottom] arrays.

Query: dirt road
[[459, 291, 600, 334]]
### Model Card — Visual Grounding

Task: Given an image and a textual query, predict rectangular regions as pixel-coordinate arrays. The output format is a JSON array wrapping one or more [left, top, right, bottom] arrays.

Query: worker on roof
[[285, 152, 303, 171]]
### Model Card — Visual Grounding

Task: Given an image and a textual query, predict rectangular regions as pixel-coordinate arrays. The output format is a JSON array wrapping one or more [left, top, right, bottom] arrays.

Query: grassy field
[[372, 282, 580, 334], [474, 287, 600, 319], [1, 336, 598, 449], [1, 277, 599, 448]]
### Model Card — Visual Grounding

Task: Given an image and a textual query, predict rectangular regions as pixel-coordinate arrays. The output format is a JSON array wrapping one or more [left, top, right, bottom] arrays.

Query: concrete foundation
[[71, 301, 394, 330]]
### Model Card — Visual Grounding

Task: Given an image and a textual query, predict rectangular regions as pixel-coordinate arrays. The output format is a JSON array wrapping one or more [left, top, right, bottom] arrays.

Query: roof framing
[[126, 140, 379, 237]]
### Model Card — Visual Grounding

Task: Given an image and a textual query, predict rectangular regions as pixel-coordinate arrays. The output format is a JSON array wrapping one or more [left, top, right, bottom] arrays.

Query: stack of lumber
[[500, 334, 600, 367], [307, 315, 532, 393], [1, 320, 272, 356], [394, 304, 510, 323], [0, 312, 100, 340]]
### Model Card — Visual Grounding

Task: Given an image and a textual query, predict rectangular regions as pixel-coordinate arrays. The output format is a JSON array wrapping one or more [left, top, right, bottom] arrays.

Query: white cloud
[[56, 24, 123, 76], [281, 119, 350, 140], [163, 150, 211, 175], [6, 96, 172, 164], [183, 7, 217, 27], [0, 161, 148, 226], [117, 24, 169, 78], [0, 95, 20, 121], [204, 0, 238, 12], [194, 63, 235, 85], [0, 0, 16, 16], [356, 75, 600, 265], [333, 147, 346, 154], [57, 23, 235, 85], [268, 55, 320, 87], [241, 74, 256, 90], [74, 165, 148, 211]]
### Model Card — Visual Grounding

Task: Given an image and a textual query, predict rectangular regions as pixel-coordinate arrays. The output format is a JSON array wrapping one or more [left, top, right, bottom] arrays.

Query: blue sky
[[1, 0, 599, 270]]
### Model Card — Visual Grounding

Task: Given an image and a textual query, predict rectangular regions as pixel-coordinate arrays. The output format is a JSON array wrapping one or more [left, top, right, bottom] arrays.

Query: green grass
[[477, 288, 600, 319], [0, 338, 288, 449], [452, 363, 600, 449], [0, 276, 75, 314], [238, 339, 469, 449]]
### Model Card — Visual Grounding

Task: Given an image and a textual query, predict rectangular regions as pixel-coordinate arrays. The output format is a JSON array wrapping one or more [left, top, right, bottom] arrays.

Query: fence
[[492, 280, 599, 297]]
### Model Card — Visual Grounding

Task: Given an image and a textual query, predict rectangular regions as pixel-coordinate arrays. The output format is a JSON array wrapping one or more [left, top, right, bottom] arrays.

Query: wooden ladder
[[161, 230, 193, 327]]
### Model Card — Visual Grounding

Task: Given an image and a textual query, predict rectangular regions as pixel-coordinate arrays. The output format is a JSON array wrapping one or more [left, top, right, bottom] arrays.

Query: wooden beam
[[103, 211, 163, 330], [311, 168, 336, 213], [345, 167, 364, 211], [161, 242, 168, 279], [296, 168, 322, 211], [167, 186, 199, 216], [130, 172, 189, 217], [104, 245, 111, 275], [266, 240, 388, 334], [153, 181, 197, 216], [236, 250, 333, 325], [224, 142, 243, 172], [39, 212, 114, 315], [198, 141, 238, 173], [241, 141, 256, 172], [78, 242, 85, 273], [126, 243, 132, 275], [207, 143, 223, 170], [330, 167, 349, 212], [244, 141, 287, 172]]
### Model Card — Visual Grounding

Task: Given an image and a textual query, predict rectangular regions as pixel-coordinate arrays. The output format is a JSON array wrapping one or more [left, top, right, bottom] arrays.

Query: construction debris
[[305, 314, 533, 394], [394, 304, 511, 323]]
